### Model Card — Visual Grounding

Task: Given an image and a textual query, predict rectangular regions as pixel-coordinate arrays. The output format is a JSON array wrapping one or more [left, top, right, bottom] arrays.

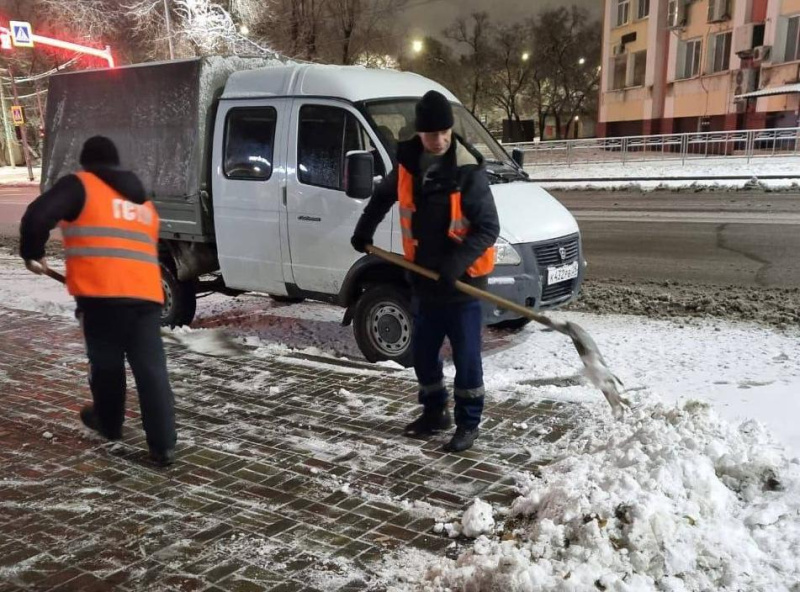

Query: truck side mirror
[[512, 148, 525, 168], [345, 151, 374, 199]]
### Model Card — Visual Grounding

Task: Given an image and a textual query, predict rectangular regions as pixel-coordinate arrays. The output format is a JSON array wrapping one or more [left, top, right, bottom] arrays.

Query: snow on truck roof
[[221, 63, 461, 104]]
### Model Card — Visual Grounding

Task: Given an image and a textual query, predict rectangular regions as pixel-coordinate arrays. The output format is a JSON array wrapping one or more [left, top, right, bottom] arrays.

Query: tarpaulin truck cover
[[41, 56, 280, 240]]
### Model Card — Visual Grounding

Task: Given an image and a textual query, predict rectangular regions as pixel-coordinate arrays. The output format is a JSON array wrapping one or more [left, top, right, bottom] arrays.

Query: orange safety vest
[[60, 172, 163, 304], [397, 164, 495, 278]]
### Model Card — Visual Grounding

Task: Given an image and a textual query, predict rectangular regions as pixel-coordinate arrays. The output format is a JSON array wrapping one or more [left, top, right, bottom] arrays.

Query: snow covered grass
[[412, 398, 800, 591]]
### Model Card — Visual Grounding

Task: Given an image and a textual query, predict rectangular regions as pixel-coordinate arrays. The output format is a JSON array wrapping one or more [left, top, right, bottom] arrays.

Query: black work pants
[[80, 302, 176, 453], [413, 299, 485, 430]]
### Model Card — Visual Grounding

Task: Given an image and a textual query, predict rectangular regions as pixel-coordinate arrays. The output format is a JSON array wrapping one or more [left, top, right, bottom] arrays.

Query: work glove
[[350, 234, 373, 253]]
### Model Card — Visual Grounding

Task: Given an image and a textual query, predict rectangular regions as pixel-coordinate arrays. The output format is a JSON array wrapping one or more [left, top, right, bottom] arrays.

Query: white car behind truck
[[42, 56, 585, 367]]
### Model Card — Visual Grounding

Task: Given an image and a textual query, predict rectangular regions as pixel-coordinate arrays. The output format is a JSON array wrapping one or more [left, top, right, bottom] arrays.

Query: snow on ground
[[3, 253, 800, 589], [1, 253, 798, 454], [0, 166, 40, 185], [524, 155, 800, 190], [411, 399, 800, 591]]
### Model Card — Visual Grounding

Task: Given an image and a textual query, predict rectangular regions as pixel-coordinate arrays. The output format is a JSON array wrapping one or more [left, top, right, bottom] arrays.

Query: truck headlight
[[494, 237, 521, 266]]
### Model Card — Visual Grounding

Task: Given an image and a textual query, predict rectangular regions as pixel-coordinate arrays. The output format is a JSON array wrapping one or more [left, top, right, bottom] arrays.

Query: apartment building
[[599, 0, 800, 136]]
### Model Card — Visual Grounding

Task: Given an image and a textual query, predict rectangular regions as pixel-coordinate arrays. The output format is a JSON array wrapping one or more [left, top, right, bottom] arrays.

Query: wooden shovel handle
[[45, 268, 66, 284], [365, 245, 559, 331]]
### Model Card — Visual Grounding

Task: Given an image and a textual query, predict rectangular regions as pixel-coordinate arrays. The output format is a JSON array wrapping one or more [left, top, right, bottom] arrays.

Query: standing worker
[[351, 91, 500, 452], [20, 136, 177, 466]]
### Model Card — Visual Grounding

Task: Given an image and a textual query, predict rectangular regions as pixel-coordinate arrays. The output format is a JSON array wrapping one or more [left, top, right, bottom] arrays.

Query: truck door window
[[297, 105, 383, 190], [224, 107, 277, 180]]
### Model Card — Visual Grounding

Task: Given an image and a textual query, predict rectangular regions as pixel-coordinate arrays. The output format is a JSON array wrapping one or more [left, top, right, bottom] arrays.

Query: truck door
[[285, 100, 393, 294], [211, 99, 290, 294]]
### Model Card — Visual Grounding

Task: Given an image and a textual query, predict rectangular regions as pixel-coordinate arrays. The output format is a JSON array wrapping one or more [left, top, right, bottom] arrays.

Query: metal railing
[[503, 127, 800, 167]]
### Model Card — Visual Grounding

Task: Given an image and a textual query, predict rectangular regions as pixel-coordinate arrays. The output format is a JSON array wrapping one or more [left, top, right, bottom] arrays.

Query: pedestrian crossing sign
[[11, 105, 24, 126], [9, 21, 34, 48]]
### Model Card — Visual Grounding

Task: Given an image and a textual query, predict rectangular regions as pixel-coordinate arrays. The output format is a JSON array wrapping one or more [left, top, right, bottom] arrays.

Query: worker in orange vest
[[20, 136, 177, 466], [351, 91, 500, 452]]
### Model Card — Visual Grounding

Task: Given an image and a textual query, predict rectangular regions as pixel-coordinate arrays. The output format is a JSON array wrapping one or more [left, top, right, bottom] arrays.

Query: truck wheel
[[353, 285, 414, 368], [161, 263, 197, 327]]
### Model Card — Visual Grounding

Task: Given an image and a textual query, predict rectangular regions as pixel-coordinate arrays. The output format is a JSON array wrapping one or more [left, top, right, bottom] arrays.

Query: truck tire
[[353, 285, 414, 368], [161, 263, 197, 327]]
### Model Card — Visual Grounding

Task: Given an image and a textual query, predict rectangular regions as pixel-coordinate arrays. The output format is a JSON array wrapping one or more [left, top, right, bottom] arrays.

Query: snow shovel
[[40, 266, 248, 357], [365, 245, 629, 416]]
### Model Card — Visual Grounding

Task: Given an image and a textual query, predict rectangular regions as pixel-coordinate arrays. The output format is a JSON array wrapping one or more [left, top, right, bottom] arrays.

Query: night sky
[[401, 0, 603, 38]]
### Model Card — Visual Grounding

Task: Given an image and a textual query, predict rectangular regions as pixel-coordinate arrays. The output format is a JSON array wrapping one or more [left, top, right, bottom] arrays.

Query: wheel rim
[[161, 278, 173, 320], [368, 301, 411, 357]]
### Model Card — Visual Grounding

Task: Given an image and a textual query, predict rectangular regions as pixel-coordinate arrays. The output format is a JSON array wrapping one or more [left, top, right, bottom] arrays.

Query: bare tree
[[257, 0, 324, 61], [125, 0, 276, 59], [486, 23, 533, 127], [444, 12, 491, 114], [319, 0, 405, 65], [398, 36, 463, 99], [528, 6, 601, 139]]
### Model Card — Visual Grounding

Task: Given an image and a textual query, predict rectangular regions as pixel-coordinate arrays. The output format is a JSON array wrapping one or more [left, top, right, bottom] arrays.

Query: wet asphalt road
[[4, 185, 800, 288], [552, 190, 800, 288]]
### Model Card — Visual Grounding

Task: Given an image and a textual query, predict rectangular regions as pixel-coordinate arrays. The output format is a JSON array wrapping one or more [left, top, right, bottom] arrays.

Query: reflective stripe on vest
[[60, 172, 163, 304], [396, 164, 495, 278]]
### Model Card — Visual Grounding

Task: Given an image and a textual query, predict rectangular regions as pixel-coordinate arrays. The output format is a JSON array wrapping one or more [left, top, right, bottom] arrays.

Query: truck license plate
[[547, 261, 579, 285]]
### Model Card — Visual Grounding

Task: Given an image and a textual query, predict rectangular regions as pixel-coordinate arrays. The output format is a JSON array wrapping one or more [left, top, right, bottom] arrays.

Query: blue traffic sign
[[9, 21, 33, 48]]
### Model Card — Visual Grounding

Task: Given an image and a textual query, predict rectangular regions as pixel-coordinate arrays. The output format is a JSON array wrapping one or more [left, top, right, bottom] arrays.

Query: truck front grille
[[541, 279, 577, 303], [532, 235, 580, 267]]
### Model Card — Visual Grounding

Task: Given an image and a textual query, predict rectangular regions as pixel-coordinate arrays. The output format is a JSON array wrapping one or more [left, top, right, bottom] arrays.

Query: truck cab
[[42, 59, 584, 367], [210, 64, 584, 366]]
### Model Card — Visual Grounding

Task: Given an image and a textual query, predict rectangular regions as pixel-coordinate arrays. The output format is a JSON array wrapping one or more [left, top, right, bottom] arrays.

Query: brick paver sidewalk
[[0, 306, 582, 592]]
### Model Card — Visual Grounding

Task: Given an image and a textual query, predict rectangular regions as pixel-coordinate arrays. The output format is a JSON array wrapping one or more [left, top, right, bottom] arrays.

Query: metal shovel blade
[[365, 245, 628, 415], [42, 266, 248, 358], [160, 328, 249, 358]]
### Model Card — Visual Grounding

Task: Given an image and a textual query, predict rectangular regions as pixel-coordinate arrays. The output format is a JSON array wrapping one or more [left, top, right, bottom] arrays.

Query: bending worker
[[20, 136, 177, 467], [351, 91, 500, 452]]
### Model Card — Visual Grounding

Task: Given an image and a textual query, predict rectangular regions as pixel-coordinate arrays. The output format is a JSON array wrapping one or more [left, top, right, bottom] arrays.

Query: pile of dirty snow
[[414, 400, 800, 591]]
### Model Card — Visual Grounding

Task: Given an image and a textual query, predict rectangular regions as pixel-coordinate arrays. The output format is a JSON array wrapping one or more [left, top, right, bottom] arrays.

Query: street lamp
[[522, 52, 530, 62], [578, 57, 586, 65], [412, 39, 423, 54]]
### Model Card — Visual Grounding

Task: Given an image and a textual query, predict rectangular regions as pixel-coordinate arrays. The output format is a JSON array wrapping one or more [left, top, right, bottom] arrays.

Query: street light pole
[[163, 0, 175, 60], [7, 66, 34, 182]]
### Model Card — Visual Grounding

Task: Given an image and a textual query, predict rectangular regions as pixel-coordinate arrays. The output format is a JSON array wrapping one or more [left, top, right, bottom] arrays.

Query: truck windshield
[[363, 99, 515, 168]]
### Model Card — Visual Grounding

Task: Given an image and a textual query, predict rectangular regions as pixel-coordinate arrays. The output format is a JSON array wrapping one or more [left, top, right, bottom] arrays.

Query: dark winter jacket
[[20, 166, 157, 310], [353, 134, 500, 304]]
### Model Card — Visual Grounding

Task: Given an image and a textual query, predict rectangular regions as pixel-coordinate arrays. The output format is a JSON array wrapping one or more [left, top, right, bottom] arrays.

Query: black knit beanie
[[79, 136, 120, 167], [415, 90, 454, 132]]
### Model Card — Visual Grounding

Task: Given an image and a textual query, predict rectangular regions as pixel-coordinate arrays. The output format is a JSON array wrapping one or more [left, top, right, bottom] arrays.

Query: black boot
[[404, 406, 452, 437], [443, 427, 479, 452], [79, 405, 122, 440], [148, 448, 176, 467]]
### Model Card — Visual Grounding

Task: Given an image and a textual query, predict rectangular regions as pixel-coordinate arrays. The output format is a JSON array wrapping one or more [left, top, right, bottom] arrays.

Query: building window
[[616, 0, 630, 27], [224, 108, 277, 180], [710, 31, 732, 73], [632, 50, 647, 85], [677, 39, 702, 79], [785, 15, 800, 63], [637, 0, 650, 19], [612, 54, 628, 89], [707, 0, 731, 23]]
